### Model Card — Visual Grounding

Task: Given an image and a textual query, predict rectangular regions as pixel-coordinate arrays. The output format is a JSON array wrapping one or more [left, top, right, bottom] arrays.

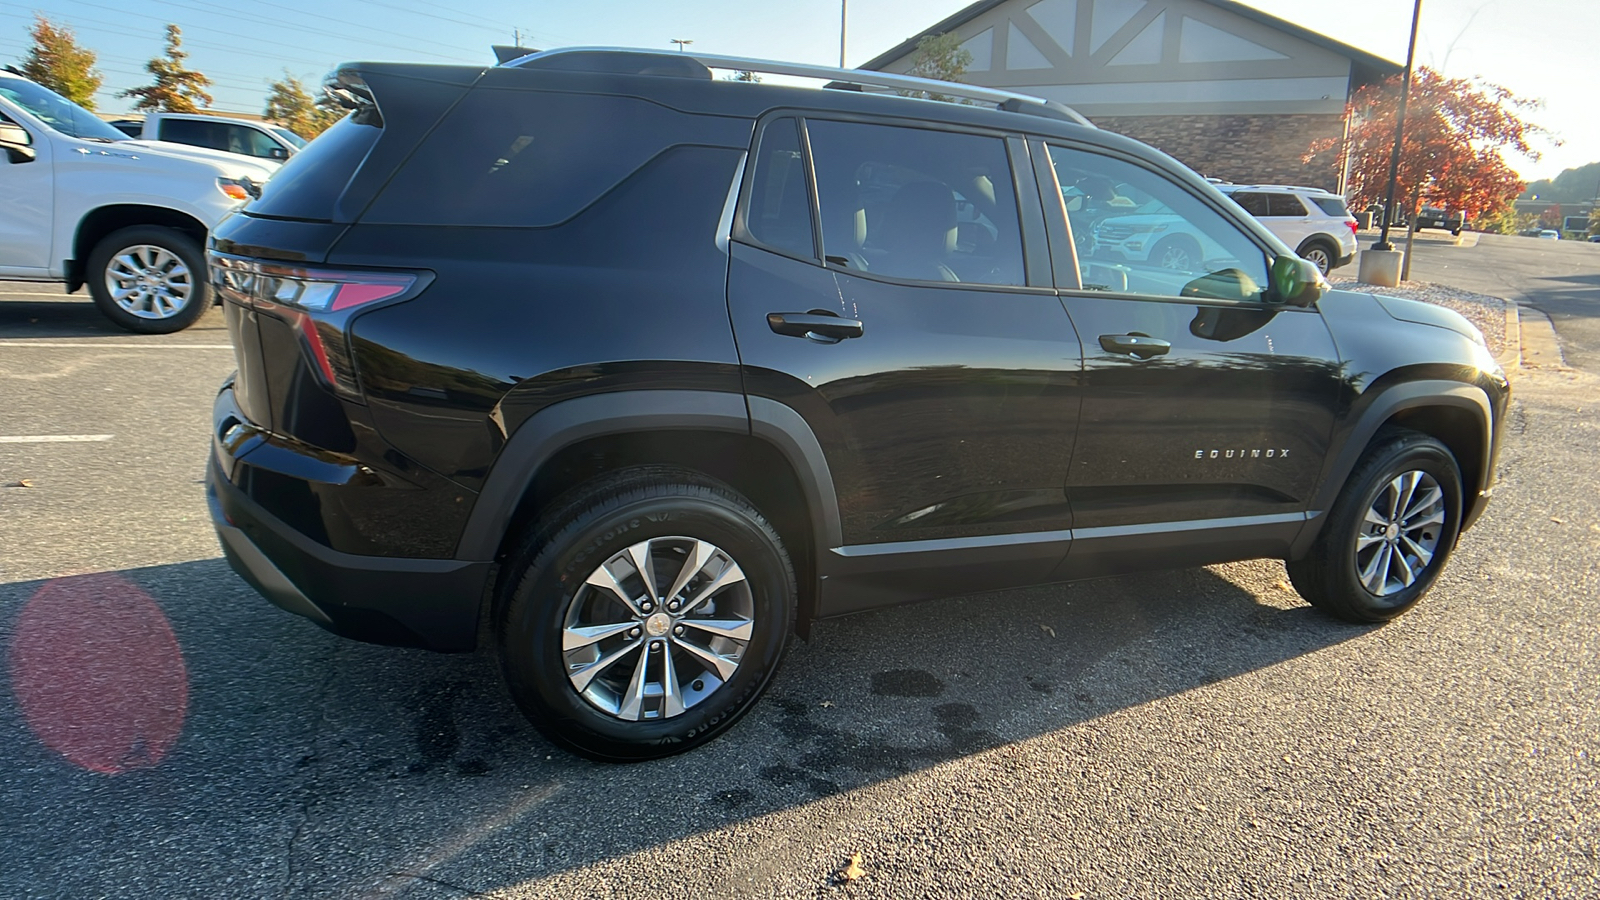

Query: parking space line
[[0, 435, 115, 443], [0, 342, 233, 349]]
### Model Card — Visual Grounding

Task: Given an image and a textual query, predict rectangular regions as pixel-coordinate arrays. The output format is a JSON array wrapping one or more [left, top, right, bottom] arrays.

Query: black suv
[[206, 49, 1509, 761]]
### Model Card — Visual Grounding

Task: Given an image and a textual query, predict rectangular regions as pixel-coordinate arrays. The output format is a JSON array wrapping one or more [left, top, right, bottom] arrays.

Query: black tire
[[1296, 239, 1338, 276], [1151, 234, 1202, 272], [86, 225, 211, 334], [497, 466, 796, 761], [1286, 430, 1463, 623]]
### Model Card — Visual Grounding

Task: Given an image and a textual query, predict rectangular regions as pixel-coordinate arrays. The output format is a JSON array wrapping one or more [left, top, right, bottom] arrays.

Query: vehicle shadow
[[0, 557, 1367, 897], [0, 297, 229, 339]]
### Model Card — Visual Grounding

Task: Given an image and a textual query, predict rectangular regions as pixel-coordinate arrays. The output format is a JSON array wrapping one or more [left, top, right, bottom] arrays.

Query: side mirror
[[0, 122, 35, 163], [266, 146, 290, 160], [1269, 254, 1327, 307]]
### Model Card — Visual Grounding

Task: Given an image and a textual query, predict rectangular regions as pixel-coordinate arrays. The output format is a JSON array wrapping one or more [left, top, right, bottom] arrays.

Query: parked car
[[0, 70, 277, 332], [138, 112, 305, 166], [208, 49, 1508, 761], [1216, 184, 1359, 275], [1538, 229, 1562, 240], [1588, 234, 1600, 243], [1414, 206, 1465, 235], [107, 118, 144, 138]]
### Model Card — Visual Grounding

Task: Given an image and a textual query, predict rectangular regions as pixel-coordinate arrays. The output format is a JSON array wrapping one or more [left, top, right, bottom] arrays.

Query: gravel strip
[[1330, 277, 1509, 357]]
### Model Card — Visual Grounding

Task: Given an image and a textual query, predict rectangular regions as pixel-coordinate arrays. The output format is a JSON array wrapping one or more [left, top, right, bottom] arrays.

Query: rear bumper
[[208, 391, 492, 652]]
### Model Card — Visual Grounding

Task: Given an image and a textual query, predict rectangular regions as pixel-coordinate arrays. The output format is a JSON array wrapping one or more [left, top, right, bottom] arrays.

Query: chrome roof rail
[[502, 46, 1095, 129]]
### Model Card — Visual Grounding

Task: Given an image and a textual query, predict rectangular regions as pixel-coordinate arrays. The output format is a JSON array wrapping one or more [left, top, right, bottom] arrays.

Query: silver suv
[[1215, 184, 1358, 275]]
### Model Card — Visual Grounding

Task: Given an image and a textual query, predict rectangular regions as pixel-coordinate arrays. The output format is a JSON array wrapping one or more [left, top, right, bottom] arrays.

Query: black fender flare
[[1292, 379, 1492, 558], [453, 389, 843, 561]]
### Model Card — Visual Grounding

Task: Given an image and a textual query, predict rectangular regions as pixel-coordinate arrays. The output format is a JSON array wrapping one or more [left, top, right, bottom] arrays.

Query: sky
[[0, 0, 1591, 180]]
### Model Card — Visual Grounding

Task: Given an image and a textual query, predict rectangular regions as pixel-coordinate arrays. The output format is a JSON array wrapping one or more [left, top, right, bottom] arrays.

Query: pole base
[[1359, 249, 1404, 287]]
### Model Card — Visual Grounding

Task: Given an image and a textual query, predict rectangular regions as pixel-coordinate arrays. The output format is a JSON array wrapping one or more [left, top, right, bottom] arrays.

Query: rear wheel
[[496, 467, 796, 761], [1287, 430, 1463, 623], [86, 226, 210, 334], [1296, 239, 1337, 276]]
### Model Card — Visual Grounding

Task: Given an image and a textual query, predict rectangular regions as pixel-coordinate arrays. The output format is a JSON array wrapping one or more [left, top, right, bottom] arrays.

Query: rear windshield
[[247, 112, 375, 221], [1312, 196, 1350, 217]]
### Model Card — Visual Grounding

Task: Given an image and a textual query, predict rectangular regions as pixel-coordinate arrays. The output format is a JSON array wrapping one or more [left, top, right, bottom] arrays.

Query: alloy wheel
[[562, 536, 754, 721], [1355, 470, 1445, 597], [105, 244, 193, 320], [1303, 246, 1332, 275]]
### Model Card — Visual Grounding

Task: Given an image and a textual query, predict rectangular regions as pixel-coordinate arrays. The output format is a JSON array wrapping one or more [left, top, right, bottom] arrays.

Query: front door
[[727, 117, 1083, 613], [0, 110, 53, 274], [1041, 141, 1342, 575]]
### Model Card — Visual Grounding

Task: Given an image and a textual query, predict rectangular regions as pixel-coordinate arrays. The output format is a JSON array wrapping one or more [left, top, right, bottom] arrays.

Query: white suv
[[0, 71, 277, 332], [1215, 184, 1358, 275]]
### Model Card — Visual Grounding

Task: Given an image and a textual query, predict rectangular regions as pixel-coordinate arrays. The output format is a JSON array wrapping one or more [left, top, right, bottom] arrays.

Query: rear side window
[[742, 118, 814, 259], [1312, 196, 1350, 217], [159, 118, 228, 151], [363, 90, 713, 228], [1267, 193, 1309, 217], [249, 113, 377, 221], [1228, 192, 1269, 217], [806, 119, 1025, 286]]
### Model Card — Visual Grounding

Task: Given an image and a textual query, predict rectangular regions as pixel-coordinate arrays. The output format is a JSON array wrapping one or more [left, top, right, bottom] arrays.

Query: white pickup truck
[[0, 70, 278, 333], [134, 112, 305, 166]]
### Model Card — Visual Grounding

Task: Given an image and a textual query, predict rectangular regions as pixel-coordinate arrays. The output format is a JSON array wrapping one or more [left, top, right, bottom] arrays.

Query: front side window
[[160, 118, 228, 152], [742, 118, 814, 259], [1048, 144, 1270, 302], [225, 124, 281, 159], [806, 119, 1026, 287]]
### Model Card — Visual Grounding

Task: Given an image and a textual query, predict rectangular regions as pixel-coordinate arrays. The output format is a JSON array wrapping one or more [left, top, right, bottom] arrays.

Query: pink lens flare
[[9, 573, 189, 775]]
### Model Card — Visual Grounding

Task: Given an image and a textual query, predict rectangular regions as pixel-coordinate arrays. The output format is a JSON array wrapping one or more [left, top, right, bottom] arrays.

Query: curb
[[1496, 301, 1521, 370]]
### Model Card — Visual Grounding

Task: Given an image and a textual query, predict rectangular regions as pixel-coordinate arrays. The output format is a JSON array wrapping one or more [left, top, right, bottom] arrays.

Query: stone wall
[[1092, 113, 1345, 191]]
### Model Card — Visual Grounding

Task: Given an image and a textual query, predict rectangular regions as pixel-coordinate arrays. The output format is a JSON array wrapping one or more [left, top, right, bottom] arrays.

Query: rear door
[[1041, 142, 1342, 574], [0, 108, 52, 274], [726, 116, 1083, 611]]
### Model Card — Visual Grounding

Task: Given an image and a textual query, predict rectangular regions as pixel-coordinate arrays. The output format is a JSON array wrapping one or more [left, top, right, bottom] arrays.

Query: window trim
[[1037, 139, 1296, 307], [730, 114, 821, 264]]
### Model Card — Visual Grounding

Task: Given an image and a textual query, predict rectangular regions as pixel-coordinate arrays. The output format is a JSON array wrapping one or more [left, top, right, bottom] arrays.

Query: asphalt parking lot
[[2, 243, 1597, 898]]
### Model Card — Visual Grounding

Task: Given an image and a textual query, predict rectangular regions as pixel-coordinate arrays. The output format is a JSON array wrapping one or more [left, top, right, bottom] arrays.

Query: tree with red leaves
[[1308, 67, 1552, 225]]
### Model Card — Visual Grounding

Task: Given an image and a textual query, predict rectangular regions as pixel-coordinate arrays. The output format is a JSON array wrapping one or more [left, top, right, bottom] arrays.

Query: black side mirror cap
[[1270, 254, 1327, 307], [0, 122, 35, 163]]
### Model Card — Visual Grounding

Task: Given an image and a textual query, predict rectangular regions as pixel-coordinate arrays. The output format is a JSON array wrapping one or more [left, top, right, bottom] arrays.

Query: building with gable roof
[[862, 0, 1401, 191]]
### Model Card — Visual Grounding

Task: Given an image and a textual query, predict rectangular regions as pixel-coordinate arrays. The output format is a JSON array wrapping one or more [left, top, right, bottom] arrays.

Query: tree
[[1309, 67, 1551, 224], [264, 73, 342, 139], [1538, 203, 1563, 229], [18, 16, 102, 109], [1522, 161, 1600, 203], [722, 70, 761, 83], [1590, 206, 1599, 238], [120, 25, 212, 113], [900, 33, 972, 103]]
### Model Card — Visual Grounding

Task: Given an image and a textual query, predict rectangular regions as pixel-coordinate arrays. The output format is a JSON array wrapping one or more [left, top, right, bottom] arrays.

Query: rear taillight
[[1346, 219, 1359, 236], [208, 253, 429, 400]]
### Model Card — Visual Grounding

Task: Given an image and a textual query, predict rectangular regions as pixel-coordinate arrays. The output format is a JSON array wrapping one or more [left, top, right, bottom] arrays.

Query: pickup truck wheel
[[1287, 430, 1463, 623], [87, 226, 210, 334], [497, 466, 796, 761]]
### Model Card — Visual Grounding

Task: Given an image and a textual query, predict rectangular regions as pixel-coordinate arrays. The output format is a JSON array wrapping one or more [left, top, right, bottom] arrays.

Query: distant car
[[107, 118, 143, 138], [1414, 207, 1465, 235], [138, 112, 306, 166], [1216, 184, 1359, 276], [1588, 234, 1600, 243], [1538, 230, 1561, 240]]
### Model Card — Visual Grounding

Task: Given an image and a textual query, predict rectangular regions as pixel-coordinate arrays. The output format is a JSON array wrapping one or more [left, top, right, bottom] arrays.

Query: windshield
[[270, 126, 307, 149], [0, 77, 129, 142]]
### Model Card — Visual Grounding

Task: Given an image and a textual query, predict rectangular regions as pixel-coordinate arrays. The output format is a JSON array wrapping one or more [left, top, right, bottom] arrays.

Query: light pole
[[1375, 0, 1423, 252], [840, 0, 848, 68], [671, 38, 693, 53]]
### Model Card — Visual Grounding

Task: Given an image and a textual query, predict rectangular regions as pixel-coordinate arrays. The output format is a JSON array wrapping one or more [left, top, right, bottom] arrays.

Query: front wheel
[[497, 467, 796, 761], [1287, 430, 1463, 623], [86, 225, 210, 334]]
